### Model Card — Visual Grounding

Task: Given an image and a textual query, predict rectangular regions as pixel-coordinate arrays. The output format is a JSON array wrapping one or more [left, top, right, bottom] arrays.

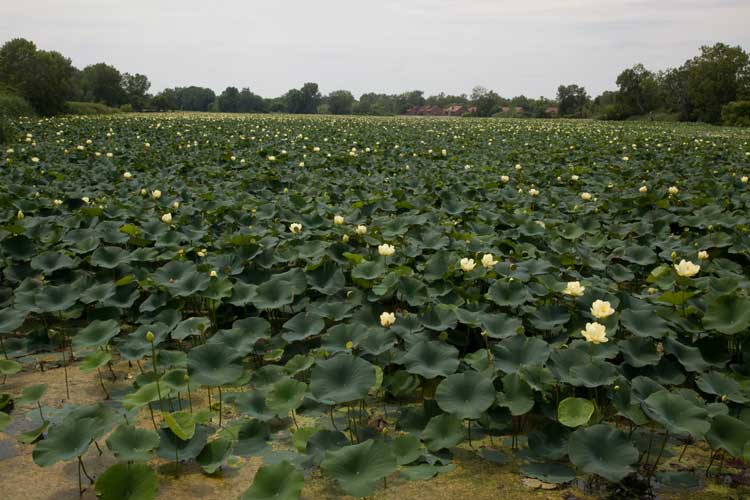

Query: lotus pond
[[1, 114, 750, 499]]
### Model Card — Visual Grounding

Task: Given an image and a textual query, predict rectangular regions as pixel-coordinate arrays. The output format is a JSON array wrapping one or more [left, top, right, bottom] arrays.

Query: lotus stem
[[330, 406, 339, 431], [705, 449, 718, 476], [652, 432, 669, 472], [149, 336, 164, 413], [97, 367, 110, 399], [291, 410, 299, 430], [94, 440, 103, 456], [467, 420, 472, 448], [678, 443, 688, 461], [61, 336, 70, 400], [78, 456, 93, 484], [37, 401, 44, 421], [218, 386, 223, 427]]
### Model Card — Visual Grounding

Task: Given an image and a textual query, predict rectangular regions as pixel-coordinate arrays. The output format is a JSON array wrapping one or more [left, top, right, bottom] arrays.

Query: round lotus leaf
[[90, 246, 132, 269], [266, 377, 307, 416], [281, 311, 325, 342], [421, 413, 465, 451], [478, 447, 510, 464], [527, 421, 570, 460], [163, 411, 196, 441], [521, 462, 576, 484], [94, 463, 158, 500], [156, 424, 210, 461], [0, 412, 10, 433], [33, 417, 94, 466], [492, 335, 550, 374], [18, 420, 50, 444], [392, 434, 424, 465], [707, 414, 750, 458], [643, 390, 710, 438], [399, 339, 460, 379], [351, 260, 386, 281], [15, 383, 47, 406], [663, 336, 709, 373], [399, 463, 455, 481], [419, 304, 457, 331], [63, 404, 120, 441], [310, 354, 376, 405], [306, 429, 350, 465], [436, 371, 495, 420], [0, 308, 27, 333], [35, 284, 79, 312], [196, 437, 234, 474], [73, 319, 120, 349], [0, 359, 22, 375], [486, 279, 531, 307], [612, 245, 657, 266], [252, 278, 295, 310], [696, 371, 748, 403], [480, 312, 523, 339], [105, 424, 160, 462], [620, 308, 671, 339], [208, 317, 271, 355], [306, 261, 346, 295], [30, 251, 76, 273], [226, 391, 275, 422], [123, 382, 162, 411], [241, 460, 304, 500], [558, 397, 595, 427], [497, 372, 534, 416], [568, 424, 638, 482], [225, 419, 271, 456], [569, 359, 618, 388], [187, 343, 243, 387], [321, 439, 397, 497], [703, 295, 750, 335], [619, 337, 661, 367], [529, 305, 570, 331], [171, 317, 211, 341]]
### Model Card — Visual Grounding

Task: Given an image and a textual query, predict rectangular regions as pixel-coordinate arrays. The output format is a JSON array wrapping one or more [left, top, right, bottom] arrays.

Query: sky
[[2, 0, 749, 99]]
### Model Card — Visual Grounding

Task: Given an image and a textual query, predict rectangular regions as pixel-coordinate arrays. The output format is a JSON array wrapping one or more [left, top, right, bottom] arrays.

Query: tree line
[[1, 38, 748, 125]]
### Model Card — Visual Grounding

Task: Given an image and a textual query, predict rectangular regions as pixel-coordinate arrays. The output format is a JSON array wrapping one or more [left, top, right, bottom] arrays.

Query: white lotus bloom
[[500, 175, 510, 183], [571, 175, 580, 181], [31, 157, 39, 163], [151, 190, 162, 199], [528, 188, 539, 197], [562, 281, 585, 297], [581, 192, 592, 201], [582, 322, 608, 344], [16, 210, 24, 220], [639, 186, 648, 193], [342, 234, 350, 243], [81, 197, 90, 204], [668, 186, 679, 195], [268, 156, 276, 161], [172, 201, 180, 209], [378, 244, 395, 257], [380, 312, 396, 328], [460, 258, 476, 272], [355, 225, 367, 235], [52, 199, 62, 206], [674, 259, 700, 277], [741, 176, 748, 183], [591, 299, 615, 319], [289, 223, 303, 234], [123, 171, 132, 179], [698, 250, 709, 261], [481, 253, 498, 269], [161, 213, 172, 224], [209, 270, 218, 278], [334, 215, 344, 225]]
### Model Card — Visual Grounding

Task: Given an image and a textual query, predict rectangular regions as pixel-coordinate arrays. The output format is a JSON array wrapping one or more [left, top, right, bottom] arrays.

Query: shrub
[[64, 101, 120, 115], [722, 101, 750, 127], [119, 103, 133, 113], [0, 88, 35, 118], [0, 115, 13, 144]]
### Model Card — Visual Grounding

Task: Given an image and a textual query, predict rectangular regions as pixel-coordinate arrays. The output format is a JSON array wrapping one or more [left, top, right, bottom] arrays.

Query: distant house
[[467, 106, 477, 115], [545, 106, 559, 116], [515, 106, 524, 113], [500, 106, 511, 113], [445, 105, 466, 116]]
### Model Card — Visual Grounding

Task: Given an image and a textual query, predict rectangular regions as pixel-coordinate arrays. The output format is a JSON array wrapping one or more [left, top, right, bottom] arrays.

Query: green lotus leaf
[[123, 382, 162, 411], [321, 323, 369, 353], [0, 308, 26, 333], [171, 317, 211, 341], [568, 424, 638, 482], [0, 412, 11, 433], [241, 461, 304, 500], [30, 251, 75, 273], [94, 463, 158, 500], [520, 462, 576, 484], [529, 305, 570, 331], [105, 424, 160, 461], [399, 463, 455, 481], [527, 421, 570, 460], [281, 311, 325, 342], [480, 312, 523, 339], [266, 377, 307, 416], [310, 354, 376, 405], [663, 336, 709, 372], [620, 309, 671, 339], [619, 337, 661, 367], [35, 284, 79, 312], [80, 281, 117, 304], [63, 404, 120, 440], [15, 383, 47, 406], [90, 246, 132, 268], [569, 359, 618, 388], [486, 279, 531, 307], [187, 343, 243, 387], [291, 427, 319, 452], [707, 414, 750, 458], [421, 414, 465, 451], [436, 371, 495, 420], [224, 419, 270, 456], [696, 371, 748, 403], [252, 278, 295, 309], [351, 260, 386, 280], [305, 429, 350, 465], [611, 245, 657, 266], [497, 372, 534, 416], [703, 295, 750, 335], [18, 420, 50, 444], [226, 391, 275, 422], [477, 447, 510, 464], [163, 411, 196, 441], [306, 261, 346, 295], [228, 281, 258, 306], [0, 359, 22, 375], [73, 319, 120, 349], [399, 339, 460, 379], [156, 424, 210, 461], [420, 304, 458, 331], [643, 390, 710, 438], [33, 417, 94, 466], [392, 434, 424, 465], [557, 397, 595, 427], [321, 439, 397, 497], [492, 335, 550, 374], [153, 261, 210, 297], [208, 317, 270, 355], [196, 437, 233, 474]]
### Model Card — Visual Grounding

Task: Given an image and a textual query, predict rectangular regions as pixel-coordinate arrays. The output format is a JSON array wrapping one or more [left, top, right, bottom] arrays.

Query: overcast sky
[[2, 0, 749, 99]]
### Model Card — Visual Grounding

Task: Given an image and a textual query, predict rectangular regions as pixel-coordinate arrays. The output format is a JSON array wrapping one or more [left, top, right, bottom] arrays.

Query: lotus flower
[[581, 322, 608, 344], [674, 259, 700, 277], [591, 299, 615, 319]]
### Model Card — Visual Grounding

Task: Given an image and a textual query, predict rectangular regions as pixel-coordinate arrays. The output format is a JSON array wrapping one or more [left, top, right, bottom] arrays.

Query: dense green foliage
[[722, 101, 750, 127], [1, 113, 750, 498], [64, 101, 121, 115]]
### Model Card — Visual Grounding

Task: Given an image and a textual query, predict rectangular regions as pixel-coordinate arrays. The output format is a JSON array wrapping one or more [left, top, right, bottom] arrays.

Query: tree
[[0, 38, 75, 115], [121, 73, 151, 110], [80, 63, 127, 106], [218, 86, 241, 112], [472, 87, 502, 117], [174, 86, 215, 111], [238, 88, 266, 113], [683, 43, 750, 123], [151, 88, 178, 111], [327, 90, 355, 115], [557, 84, 590, 117], [615, 64, 661, 117]]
